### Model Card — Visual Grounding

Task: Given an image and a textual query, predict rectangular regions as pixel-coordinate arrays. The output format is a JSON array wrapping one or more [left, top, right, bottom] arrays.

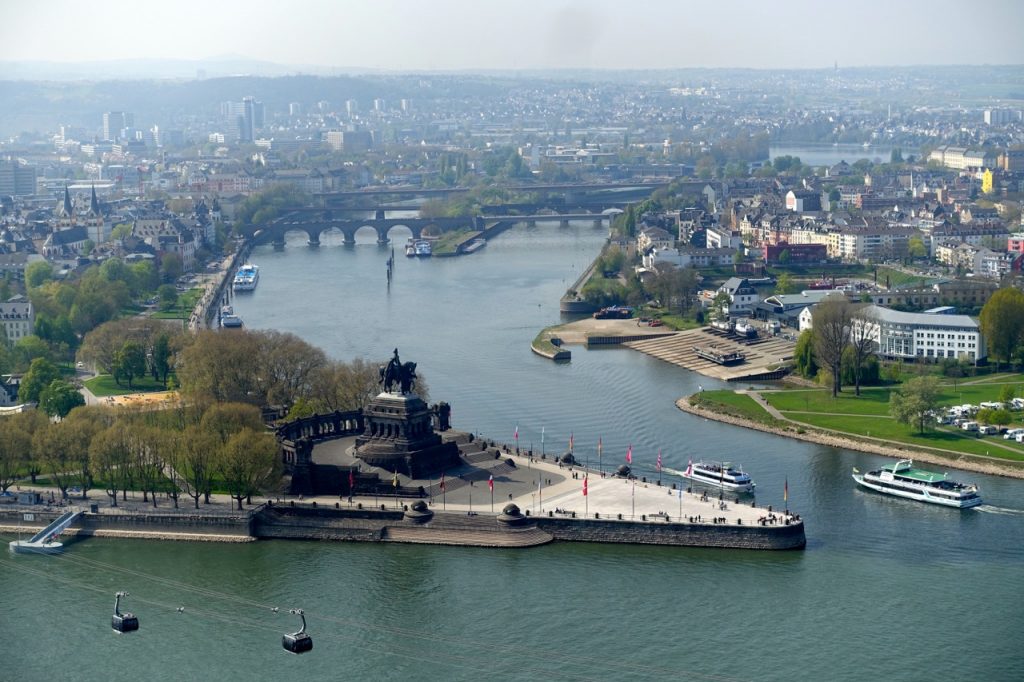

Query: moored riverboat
[[852, 460, 982, 508], [232, 263, 259, 291]]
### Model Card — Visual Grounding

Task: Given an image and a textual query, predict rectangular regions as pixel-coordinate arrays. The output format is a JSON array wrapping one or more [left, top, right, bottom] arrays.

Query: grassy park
[[84, 374, 170, 397], [697, 373, 1024, 464]]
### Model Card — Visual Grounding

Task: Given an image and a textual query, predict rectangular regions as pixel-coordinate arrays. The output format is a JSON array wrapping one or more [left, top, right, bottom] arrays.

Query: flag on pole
[[626, 444, 632, 464], [597, 437, 603, 458], [349, 469, 355, 491], [514, 424, 519, 442], [392, 471, 399, 488], [541, 426, 545, 445], [488, 475, 494, 492], [784, 477, 789, 503], [582, 475, 588, 496], [657, 449, 662, 472], [569, 432, 574, 452], [439, 473, 446, 491], [685, 458, 693, 477]]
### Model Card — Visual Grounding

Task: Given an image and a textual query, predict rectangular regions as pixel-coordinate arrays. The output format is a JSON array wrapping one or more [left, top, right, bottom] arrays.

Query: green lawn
[[84, 374, 170, 397], [151, 288, 203, 320], [765, 388, 893, 416], [788, 413, 1024, 462], [694, 390, 784, 426]]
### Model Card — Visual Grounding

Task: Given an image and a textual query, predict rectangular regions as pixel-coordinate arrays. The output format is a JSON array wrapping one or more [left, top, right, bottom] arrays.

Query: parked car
[[1004, 429, 1024, 440], [979, 425, 999, 436]]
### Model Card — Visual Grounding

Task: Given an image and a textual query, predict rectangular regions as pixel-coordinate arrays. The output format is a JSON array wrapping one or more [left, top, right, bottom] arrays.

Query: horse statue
[[399, 361, 417, 394], [379, 349, 417, 394]]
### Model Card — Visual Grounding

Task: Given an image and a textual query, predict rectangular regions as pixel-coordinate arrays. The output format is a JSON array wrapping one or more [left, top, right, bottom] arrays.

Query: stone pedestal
[[354, 392, 460, 478]]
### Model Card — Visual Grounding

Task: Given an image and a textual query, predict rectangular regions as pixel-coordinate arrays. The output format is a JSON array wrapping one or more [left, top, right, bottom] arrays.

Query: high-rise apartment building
[[0, 160, 37, 196], [102, 111, 133, 141]]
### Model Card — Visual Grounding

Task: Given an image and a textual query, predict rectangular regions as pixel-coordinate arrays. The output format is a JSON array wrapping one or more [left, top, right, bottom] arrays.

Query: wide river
[[4, 222, 1022, 681]]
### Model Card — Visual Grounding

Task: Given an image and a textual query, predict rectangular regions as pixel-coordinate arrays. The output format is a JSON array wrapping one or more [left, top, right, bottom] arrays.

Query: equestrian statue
[[380, 348, 418, 394]]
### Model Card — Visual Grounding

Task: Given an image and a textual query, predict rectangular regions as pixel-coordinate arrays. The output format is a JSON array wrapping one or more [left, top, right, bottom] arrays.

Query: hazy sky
[[2, 0, 1022, 70]]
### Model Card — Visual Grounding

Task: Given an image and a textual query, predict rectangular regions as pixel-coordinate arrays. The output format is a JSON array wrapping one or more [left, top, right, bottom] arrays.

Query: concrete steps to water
[[626, 327, 795, 382]]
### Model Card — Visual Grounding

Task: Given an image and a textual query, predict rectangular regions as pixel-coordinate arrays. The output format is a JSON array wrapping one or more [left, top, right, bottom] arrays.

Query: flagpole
[[679, 476, 683, 520], [541, 425, 545, 457]]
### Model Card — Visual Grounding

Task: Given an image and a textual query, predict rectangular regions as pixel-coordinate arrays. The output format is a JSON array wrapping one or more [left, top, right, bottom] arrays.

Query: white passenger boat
[[232, 263, 259, 291], [681, 460, 756, 493], [852, 460, 982, 508], [9, 538, 63, 554], [413, 239, 432, 257]]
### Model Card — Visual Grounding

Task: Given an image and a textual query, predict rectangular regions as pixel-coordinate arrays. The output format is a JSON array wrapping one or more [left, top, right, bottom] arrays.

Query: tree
[[218, 428, 279, 510], [848, 306, 877, 396], [151, 333, 171, 385], [25, 261, 54, 289], [889, 376, 941, 434], [113, 341, 147, 388], [39, 379, 85, 418], [160, 253, 183, 283], [998, 384, 1017, 405], [794, 330, 818, 379], [157, 284, 178, 311], [775, 273, 797, 295], [18, 357, 61, 403], [979, 287, 1024, 370], [89, 423, 134, 507], [179, 426, 217, 508], [110, 223, 133, 241], [708, 291, 732, 322], [908, 236, 928, 261], [811, 296, 852, 397], [0, 421, 30, 492]]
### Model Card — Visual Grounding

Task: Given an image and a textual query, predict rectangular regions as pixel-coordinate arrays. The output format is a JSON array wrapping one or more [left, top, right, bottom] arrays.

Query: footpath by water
[[3, 222, 1023, 681]]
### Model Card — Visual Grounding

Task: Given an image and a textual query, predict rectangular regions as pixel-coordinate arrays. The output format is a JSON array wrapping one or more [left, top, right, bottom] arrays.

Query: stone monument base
[[354, 392, 461, 478]]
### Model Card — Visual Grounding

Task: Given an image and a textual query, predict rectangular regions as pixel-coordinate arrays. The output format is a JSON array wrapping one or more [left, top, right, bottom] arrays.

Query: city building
[[0, 295, 34, 343], [102, 111, 133, 141], [851, 305, 984, 362], [0, 160, 37, 196]]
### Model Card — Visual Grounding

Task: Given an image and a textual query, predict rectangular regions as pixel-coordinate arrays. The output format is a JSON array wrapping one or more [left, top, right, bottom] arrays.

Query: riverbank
[[677, 394, 1024, 480]]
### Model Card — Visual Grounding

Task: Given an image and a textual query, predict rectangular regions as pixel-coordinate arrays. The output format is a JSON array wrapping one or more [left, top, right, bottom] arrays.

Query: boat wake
[[662, 467, 687, 477], [975, 505, 1024, 515]]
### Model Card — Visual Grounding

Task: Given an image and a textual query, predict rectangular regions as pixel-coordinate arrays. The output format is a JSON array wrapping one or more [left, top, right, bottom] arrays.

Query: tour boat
[[9, 538, 63, 554], [852, 460, 982, 508], [232, 263, 259, 291], [681, 460, 756, 493], [413, 240, 432, 257]]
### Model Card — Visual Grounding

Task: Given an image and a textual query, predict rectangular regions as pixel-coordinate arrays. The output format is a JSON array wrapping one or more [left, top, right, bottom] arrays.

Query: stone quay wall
[[0, 507, 255, 542], [534, 515, 806, 550]]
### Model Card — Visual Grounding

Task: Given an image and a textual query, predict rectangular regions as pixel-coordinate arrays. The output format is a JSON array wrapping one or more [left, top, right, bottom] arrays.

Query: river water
[[770, 143, 895, 168], [3, 223, 1022, 681]]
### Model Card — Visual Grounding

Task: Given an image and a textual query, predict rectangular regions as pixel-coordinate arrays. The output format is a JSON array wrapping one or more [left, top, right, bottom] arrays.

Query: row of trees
[[795, 296, 877, 397], [78, 318, 178, 388], [0, 401, 279, 511]]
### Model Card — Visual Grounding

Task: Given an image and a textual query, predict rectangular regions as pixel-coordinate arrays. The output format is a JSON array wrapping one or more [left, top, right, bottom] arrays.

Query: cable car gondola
[[112, 591, 139, 633], [282, 608, 312, 654]]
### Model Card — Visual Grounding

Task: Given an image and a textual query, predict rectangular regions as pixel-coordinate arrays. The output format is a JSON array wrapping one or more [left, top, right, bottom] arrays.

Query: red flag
[[514, 424, 519, 441], [440, 473, 446, 491], [657, 450, 662, 471], [685, 458, 693, 477], [626, 444, 632, 464], [349, 469, 355, 490], [488, 475, 494, 492], [582, 475, 588, 496], [784, 477, 789, 503], [569, 432, 574, 452]]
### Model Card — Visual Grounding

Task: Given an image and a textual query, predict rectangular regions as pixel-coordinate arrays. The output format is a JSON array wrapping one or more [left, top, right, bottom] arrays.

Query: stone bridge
[[254, 208, 482, 246]]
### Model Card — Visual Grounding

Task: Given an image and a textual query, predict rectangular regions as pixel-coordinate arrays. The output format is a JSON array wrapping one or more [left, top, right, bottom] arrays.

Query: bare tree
[[848, 305, 878, 397], [179, 426, 217, 509], [811, 295, 852, 397], [218, 428, 280, 510]]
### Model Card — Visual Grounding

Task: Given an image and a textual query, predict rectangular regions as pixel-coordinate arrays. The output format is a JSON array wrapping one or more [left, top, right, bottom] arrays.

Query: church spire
[[89, 184, 100, 216], [58, 183, 74, 218]]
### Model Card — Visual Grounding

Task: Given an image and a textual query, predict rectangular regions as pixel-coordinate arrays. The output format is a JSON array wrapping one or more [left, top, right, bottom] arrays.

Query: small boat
[[414, 239, 432, 257], [232, 263, 259, 291], [462, 238, 487, 254], [681, 460, 755, 493], [405, 239, 416, 257], [221, 312, 243, 328], [852, 460, 982, 508]]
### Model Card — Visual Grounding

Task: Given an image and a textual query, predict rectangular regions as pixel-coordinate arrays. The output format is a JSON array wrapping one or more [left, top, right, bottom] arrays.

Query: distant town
[[0, 66, 1021, 412]]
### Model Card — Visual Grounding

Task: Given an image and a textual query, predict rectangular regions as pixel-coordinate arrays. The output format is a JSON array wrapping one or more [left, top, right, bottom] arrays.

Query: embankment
[[677, 396, 1024, 480]]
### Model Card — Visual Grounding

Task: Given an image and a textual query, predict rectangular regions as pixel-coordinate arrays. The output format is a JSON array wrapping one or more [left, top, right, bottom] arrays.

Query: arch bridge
[[255, 208, 481, 246]]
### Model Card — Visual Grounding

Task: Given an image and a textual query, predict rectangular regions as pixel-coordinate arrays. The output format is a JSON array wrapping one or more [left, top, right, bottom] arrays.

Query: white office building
[[852, 305, 985, 362]]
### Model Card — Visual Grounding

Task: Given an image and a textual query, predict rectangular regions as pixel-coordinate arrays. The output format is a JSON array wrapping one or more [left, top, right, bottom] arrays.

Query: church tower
[[55, 184, 75, 230], [84, 184, 105, 243]]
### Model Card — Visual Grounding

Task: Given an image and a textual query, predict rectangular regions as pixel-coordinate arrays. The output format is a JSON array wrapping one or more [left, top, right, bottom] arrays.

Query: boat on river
[[693, 346, 745, 365], [681, 460, 756, 493], [406, 239, 432, 257], [232, 263, 259, 291], [220, 305, 243, 328], [852, 460, 982, 508]]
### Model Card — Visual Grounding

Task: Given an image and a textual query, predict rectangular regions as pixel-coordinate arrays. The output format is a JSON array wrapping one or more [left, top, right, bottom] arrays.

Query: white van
[[979, 425, 999, 436], [961, 421, 979, 432]]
